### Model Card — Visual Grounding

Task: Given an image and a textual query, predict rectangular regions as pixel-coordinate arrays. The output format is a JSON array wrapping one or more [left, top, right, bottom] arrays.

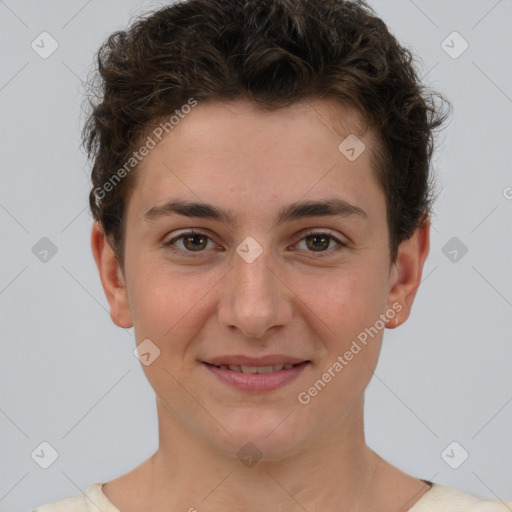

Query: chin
[[206, 410, 308, 462]]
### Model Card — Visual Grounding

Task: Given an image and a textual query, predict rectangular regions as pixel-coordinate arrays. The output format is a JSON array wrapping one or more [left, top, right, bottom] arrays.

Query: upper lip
[[204, 355, 309, 366]]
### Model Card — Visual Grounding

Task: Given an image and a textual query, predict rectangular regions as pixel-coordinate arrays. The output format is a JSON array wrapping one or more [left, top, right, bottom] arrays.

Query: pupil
[[185, 234, 207, 251], [307, 234, 329, 251]]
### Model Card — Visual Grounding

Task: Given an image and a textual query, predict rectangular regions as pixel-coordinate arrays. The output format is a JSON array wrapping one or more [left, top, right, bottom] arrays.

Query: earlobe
[[90, 221, 133, 328], [385, 220, 430, 329]]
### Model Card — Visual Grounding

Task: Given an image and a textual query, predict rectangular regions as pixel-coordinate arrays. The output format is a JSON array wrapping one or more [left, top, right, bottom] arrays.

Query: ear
[[385, 219, 430, 329], [90, 221, 133, 328]]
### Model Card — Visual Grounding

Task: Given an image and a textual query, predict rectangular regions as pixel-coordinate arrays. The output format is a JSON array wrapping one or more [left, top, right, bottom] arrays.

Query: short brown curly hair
[[83, 0, 451, 268]]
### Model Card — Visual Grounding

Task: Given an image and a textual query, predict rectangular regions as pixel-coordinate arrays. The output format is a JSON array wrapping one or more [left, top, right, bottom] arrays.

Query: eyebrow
[[144, 197, 369, 228]]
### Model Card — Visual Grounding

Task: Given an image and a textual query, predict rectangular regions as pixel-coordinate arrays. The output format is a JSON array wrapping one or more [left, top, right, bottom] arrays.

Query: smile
[[208, 363, 298, 373], [203, 361, 310, 392]]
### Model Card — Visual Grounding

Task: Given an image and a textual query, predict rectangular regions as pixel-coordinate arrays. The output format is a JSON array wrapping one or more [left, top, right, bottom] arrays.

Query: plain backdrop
[[1, 1, 511, 510]]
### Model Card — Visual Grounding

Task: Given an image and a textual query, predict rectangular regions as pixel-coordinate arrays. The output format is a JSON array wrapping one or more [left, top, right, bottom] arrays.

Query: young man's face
[[93, 98, 428, 460]]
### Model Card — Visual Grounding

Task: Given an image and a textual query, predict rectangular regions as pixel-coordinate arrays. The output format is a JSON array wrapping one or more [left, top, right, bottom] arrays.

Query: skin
[[91, 97, 431, 512]]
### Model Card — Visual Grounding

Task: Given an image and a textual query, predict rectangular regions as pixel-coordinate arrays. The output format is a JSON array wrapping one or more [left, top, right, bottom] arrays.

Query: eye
[[164, 230, 217, 256], [164, 229, 347, 258], [294, 229, 347, 256]]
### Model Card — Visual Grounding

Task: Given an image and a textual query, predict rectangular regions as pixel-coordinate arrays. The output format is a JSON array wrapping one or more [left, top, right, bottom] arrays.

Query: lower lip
[[203, 362, 310, 392]]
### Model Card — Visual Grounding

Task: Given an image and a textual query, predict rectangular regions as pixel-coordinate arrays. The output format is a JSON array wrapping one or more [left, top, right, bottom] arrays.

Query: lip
[[202, 358, 310, 393], [205, 354, 308, 366]]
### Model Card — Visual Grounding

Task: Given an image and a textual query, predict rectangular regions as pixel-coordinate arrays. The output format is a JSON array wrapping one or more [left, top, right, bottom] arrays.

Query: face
[[92, 98, 428, 461]]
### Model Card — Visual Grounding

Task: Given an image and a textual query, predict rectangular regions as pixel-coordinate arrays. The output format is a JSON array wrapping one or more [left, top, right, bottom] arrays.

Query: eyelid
[[299, 227, 347, 244]]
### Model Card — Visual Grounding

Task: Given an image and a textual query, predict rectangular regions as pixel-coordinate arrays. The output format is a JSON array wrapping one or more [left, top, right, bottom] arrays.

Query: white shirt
[[32, 481, 512, 511]]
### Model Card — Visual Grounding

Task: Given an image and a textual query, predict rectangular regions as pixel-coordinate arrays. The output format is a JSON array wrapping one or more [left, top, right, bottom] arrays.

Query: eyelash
[[164, 229, 347, 258]]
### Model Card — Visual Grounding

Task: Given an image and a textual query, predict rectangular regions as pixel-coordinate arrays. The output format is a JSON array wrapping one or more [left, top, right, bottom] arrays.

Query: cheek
[[293, 263, 388, 339], [126, 257, 191, 338], [296, 269, 387, 400], [127, 258, 227, 362]]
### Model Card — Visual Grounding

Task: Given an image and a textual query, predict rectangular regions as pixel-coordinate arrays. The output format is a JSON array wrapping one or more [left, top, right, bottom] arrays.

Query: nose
[[217, 243, 293, 339]]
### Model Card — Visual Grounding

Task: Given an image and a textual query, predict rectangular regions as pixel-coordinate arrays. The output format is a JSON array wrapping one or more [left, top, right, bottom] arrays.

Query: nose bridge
[[218, 241, 291, 338]]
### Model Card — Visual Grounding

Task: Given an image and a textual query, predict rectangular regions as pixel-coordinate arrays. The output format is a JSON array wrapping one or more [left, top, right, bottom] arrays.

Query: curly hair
[[83, 0, 451, 268]]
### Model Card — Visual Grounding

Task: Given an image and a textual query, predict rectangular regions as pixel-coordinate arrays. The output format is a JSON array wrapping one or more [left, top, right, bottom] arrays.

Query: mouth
[[204, 362, 305, 373], [202, 357, 311, 392]]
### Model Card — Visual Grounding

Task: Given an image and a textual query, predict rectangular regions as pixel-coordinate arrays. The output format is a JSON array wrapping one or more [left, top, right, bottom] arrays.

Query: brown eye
[[305, 233, 330, 251], [165, 231, 216, 256], [295, 230, 346, 256], [182, 233, 208, 251]]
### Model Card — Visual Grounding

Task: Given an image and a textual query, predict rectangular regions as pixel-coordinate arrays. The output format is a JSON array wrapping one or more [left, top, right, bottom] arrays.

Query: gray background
[[1, 1, 511, 510]]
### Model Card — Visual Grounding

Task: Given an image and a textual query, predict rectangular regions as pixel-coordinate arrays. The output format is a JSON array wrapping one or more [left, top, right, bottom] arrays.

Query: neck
[[146, 395, 382, 512]]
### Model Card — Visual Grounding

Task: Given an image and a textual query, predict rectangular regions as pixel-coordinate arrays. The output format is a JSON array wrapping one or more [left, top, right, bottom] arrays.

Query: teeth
[[254, 365, 275, 374], [241, 365, 259, 374], [216, 363, 295, 373]]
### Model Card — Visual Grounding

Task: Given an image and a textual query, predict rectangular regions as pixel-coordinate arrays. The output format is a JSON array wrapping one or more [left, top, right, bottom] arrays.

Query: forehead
[[128, 97, 383, 221], [148, 97, 371, 150]]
